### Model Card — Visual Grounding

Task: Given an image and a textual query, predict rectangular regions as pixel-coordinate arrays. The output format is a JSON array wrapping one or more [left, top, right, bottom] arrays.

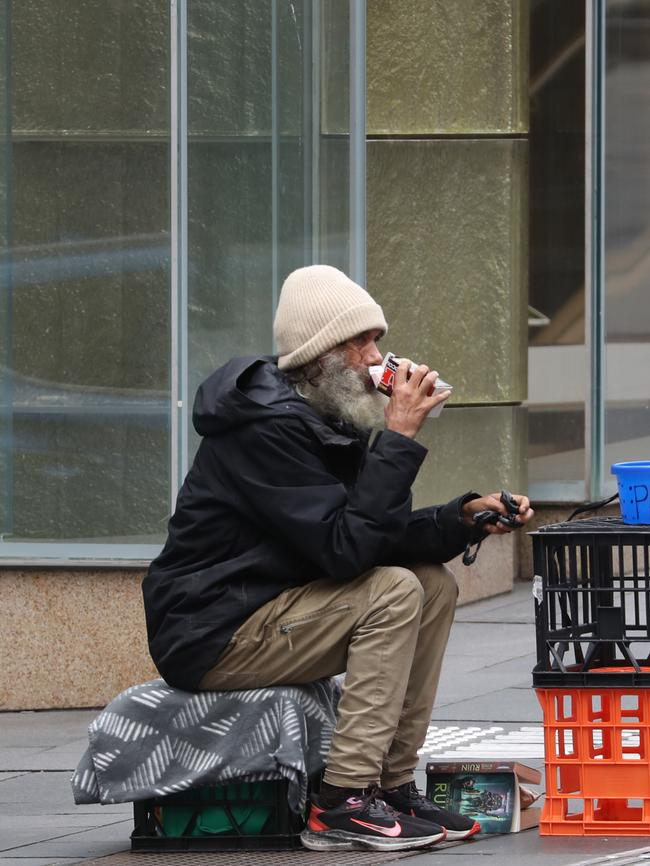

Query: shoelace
[[403, 781, 434, 809], [360, 783, 402, 819]]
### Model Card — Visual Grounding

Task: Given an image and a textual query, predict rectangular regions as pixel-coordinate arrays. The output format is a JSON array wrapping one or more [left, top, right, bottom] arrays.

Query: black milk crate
[[131, 779, 305, 851], [531, 517, 650, 687]]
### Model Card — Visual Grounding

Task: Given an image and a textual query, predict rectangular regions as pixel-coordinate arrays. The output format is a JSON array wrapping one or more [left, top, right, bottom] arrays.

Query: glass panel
[[186, 0, 351, 457], [1, 2, 171, 546], [603, 0, 650, 489], [1, 0, 355, 559], [527, 1, 587, 500]]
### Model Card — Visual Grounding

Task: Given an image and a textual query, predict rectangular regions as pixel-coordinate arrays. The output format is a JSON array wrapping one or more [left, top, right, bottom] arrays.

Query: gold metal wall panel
[[367, 0, 529, 135], [367, 138, 528, 405], [410, 406, 526, 508]]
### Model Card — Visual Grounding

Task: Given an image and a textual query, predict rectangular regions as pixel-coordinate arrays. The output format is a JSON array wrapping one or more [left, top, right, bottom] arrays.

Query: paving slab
[[456, 585, 536, 624], [389, 835, 650, 866], [444, 621, 535, 660], [0, 854, 81, 866], [0, 814, 134, 851], [0, 772, 28, 783], [0, 712, 97, 749], [0, 820, 131, 860], [0, 772, 131, 832], [434, 654, 538, 706], [0, 750, 52, 772], [0, 746, 91, 773], [433, 686, 542, 723]]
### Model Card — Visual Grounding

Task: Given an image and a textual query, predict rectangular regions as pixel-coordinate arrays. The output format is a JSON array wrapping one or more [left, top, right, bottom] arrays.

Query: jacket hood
[[193, 355, 317, 437]]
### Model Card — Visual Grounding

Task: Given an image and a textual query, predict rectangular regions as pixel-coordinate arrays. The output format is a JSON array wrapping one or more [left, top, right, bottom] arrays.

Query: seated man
[[142, 265, 534, 853]]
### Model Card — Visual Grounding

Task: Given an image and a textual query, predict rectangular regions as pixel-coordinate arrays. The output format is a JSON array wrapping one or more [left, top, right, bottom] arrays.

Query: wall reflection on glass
[[603, 0, 650, 487]]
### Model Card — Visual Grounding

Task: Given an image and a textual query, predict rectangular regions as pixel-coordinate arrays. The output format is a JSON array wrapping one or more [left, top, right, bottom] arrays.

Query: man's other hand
[[461, 493, 534, 533]]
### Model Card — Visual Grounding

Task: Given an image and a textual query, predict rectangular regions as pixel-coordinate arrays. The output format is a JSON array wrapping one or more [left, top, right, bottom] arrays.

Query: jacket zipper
[[279, 604, 350, 650]]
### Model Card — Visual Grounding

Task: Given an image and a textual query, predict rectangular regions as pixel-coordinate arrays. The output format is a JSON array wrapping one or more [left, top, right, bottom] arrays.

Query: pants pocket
[[277, 603, 351, 650]]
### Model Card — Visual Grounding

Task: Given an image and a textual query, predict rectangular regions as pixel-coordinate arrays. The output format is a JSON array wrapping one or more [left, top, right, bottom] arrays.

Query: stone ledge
[[0, 569, 156, 711]]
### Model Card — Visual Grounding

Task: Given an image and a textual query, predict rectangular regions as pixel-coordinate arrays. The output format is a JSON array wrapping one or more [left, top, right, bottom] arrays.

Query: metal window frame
[[349, 0, 366, 284], [585, 0, 606, 501], [308, 0, 321, 263], [170, 0, 189, 503]]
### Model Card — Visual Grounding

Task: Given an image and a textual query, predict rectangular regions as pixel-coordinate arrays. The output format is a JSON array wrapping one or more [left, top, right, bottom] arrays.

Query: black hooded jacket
[[143, 356, 478, 689]]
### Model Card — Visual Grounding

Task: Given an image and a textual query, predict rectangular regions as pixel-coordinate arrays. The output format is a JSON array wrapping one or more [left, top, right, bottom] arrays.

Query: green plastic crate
[[131, 779, 305, 851]]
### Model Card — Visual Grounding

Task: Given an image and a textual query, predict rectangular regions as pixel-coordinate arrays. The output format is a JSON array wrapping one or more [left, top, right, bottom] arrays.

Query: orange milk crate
[[537, 670, 650, 835], [531, 519, 650, 835]]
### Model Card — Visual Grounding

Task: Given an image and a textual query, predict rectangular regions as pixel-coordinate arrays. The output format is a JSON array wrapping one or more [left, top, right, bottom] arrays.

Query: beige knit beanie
[[274, 265, 388, 370]]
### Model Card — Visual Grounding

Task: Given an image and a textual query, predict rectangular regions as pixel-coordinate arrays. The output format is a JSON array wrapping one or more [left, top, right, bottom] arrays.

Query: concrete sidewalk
[[2, 581, 650, 865]]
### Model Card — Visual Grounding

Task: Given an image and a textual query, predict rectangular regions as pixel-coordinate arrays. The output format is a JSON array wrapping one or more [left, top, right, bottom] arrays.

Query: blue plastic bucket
[[611, 462, 650, 525]]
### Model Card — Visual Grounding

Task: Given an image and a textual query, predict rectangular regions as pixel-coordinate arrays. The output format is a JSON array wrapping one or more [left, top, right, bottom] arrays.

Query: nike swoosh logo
[[350, 818, 402, 837]]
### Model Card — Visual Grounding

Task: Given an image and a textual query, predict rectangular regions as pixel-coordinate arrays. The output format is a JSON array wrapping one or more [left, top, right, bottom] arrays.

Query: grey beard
[[295, 352, 387, 432]]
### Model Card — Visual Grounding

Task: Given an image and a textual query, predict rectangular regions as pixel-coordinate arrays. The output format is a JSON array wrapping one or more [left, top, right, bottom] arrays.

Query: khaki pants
[[199, 563, 457, 789]]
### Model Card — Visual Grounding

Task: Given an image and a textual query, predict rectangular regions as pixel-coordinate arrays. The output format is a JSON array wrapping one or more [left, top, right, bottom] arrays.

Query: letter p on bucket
[[611, 462, 650, 525]]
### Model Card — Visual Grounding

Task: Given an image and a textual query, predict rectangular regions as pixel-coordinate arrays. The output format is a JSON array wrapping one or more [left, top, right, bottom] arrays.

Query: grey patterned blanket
[[71, 678, 338, 813]]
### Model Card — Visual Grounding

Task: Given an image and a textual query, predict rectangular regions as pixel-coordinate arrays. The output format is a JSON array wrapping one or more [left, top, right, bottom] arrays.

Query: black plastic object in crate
[[131, 779, 306, 851], [532, 517, 650, 687]]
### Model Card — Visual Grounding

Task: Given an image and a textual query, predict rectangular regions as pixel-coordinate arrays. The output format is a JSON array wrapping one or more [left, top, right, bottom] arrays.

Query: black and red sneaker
[[382, 781, 481, 841], [301, 786, 447, 852]]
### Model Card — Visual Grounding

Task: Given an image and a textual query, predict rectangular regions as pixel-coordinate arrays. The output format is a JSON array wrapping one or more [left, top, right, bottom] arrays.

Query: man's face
[[340, 329, 384, 391], [294, 329, 387, 430]]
